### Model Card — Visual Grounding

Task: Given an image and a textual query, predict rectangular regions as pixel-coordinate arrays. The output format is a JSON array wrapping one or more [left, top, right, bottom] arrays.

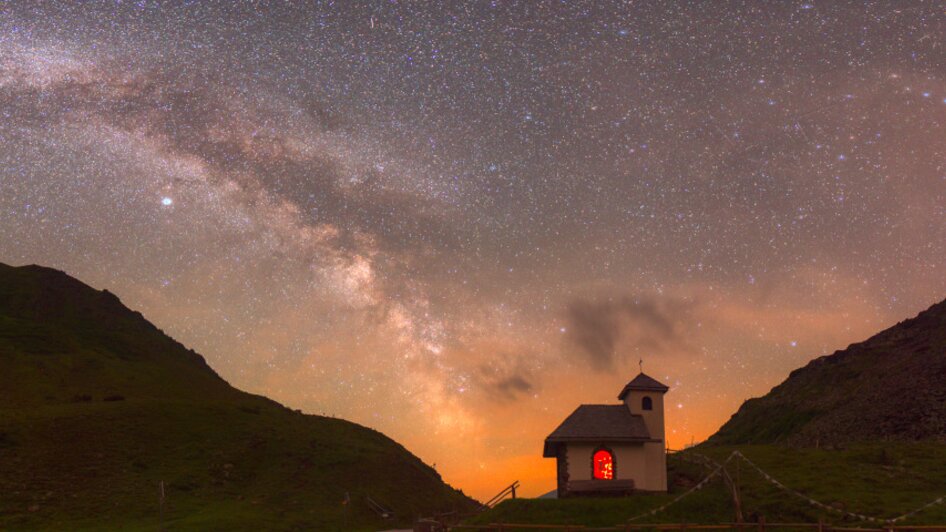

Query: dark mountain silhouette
[[709, 298, 946, 446], [0, 263, 475, 530]]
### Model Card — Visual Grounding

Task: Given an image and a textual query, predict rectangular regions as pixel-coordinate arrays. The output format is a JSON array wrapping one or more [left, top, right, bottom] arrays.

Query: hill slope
[[0, 263, 475, 530], [472, 442, 946, 526], [709, 298, 946, 446]]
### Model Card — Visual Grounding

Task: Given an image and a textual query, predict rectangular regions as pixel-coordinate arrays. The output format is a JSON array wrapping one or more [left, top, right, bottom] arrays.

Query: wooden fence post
[[757, 516, 765, 532], [721, 464, 744, 524], [158, 480, 165, 532], [817, 518, 824, 532]]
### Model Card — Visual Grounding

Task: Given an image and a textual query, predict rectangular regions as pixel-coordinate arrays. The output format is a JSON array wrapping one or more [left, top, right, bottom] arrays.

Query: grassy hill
[[710, 298, 946, 446], [471, 443, 946, 528], [0, 263, 476, 530]]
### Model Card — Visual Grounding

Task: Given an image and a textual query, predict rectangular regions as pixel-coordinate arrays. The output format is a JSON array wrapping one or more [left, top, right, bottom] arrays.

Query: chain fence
[[625, 453, 740, 522], [656, 450, 946, 525]]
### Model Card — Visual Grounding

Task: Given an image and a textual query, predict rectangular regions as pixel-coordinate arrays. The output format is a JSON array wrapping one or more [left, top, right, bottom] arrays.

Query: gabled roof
[[543, 405, 652, 457], [617, 372, 669, 400]]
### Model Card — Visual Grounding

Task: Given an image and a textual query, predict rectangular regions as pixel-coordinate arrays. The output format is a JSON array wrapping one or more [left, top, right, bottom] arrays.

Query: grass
[[0, 388, 475, 531], [708, 298, 946, 448], [469, 443, 946, 529], [0, 263, 476, 530]]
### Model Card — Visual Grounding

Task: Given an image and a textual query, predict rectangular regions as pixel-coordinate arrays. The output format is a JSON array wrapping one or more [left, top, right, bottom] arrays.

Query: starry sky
[[1, 1, 944, 499]]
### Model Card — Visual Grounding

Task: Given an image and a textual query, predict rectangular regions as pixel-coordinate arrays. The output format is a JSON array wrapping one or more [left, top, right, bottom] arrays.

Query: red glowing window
[[593, 449, 614, 480]]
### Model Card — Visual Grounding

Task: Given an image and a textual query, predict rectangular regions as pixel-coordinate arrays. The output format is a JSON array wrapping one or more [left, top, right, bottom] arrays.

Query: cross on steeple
[[639, 358, 643, 373]]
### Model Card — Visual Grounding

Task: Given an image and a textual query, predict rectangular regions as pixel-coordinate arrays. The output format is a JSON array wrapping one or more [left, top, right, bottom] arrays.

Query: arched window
[[642, 396, 653, 411], [592, 448, 614, 480]]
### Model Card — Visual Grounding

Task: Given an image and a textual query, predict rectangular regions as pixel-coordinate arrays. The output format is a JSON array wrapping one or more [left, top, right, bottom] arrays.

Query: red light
[[593, 449, 613, 480]]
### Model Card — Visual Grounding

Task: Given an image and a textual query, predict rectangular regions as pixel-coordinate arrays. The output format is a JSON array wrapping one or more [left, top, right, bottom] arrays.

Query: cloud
[[493, 374, 533, 398], [564, 295, 695, 371], [467, 351, 538, 402]]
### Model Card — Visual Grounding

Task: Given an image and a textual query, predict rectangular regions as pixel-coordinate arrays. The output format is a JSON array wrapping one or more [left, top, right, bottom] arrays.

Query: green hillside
[[471, 443, 946, 528], [0, 263, 476, 530], [710, 299, 946, 446]]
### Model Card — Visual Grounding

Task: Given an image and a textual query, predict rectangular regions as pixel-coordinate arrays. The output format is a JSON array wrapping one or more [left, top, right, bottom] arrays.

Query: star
[[0, 1, 942, 501]]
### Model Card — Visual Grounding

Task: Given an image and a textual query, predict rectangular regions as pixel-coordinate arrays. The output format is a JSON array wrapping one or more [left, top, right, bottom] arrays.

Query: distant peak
[[708, 296, 946, 446]]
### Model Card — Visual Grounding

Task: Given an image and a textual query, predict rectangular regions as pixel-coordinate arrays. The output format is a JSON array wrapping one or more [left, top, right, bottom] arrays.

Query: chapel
[[542, 372, 669, 497]]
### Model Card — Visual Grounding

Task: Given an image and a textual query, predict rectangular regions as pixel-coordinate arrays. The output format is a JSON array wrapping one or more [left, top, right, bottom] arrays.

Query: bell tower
[[618, 371, 670, 490], [619, 372, 668, 442]]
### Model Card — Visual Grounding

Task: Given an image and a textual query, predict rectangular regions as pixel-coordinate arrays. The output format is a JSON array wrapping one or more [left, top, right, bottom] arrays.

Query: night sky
[[1, 1, 944, 498]]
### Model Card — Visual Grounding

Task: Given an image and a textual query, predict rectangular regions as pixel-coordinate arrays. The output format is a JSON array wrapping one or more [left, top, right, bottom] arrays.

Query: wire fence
[[450, 523, 946, 532], [446, 449, 946, 531], [692, 450, 946, 525], [624, 453, 738, 522]]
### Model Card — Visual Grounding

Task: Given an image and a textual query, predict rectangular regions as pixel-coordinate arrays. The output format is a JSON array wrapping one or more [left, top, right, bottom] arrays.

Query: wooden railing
[[366, 495, 394, 519], [481, 480, 521, 510]]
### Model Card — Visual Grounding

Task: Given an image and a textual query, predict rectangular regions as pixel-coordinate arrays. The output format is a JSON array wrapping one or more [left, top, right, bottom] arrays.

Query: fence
[[675, 450, 946, 524], [482, 481, 521, 510], [450, 522, 946, 532], [444, 449, 946, 531]]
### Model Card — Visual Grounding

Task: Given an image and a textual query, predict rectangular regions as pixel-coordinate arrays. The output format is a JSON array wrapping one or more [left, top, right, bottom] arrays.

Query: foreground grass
[[470, 443, 946, 529], [0, 398, 473, 531]]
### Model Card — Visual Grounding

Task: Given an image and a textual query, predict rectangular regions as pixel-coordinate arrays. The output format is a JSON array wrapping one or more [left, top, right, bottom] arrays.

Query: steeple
[[620, 371, 668, 453], [617, 372, 669, 400]]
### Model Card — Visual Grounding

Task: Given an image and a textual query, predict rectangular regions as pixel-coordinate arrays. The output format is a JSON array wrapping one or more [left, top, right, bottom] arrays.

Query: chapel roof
[[542, 404, 652, 457], [617, 372, 669, 400]]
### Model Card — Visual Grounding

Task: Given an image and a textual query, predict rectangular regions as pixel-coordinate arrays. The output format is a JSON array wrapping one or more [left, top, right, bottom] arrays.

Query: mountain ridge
[[708, 297, 946, 446], [0, 262, 475, 530]]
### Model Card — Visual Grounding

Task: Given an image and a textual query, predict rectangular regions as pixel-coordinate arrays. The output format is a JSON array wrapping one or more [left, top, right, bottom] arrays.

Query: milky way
[[1, 1, 944, 498]]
